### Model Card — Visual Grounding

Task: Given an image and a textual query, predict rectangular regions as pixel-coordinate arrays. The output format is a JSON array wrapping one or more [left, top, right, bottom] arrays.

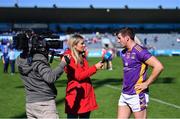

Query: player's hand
[[134, 82, 148, 91], [95, 62, 103, 70]]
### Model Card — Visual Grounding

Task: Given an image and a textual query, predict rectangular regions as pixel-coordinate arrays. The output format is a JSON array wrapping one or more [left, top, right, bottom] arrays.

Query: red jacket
[[64, 49, 98, 114]]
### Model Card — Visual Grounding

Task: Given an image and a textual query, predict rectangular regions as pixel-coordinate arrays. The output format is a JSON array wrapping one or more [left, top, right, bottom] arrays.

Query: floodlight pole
[[16, 0, 19, 4]]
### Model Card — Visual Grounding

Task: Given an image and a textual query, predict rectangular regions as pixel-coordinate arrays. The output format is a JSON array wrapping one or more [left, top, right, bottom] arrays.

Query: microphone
[[64, 55, 70, 65], [101, 51, 113, 63]]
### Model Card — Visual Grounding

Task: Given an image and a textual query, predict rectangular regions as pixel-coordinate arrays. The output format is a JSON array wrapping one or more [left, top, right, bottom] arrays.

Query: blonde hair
[[67, 34, 84, 64]]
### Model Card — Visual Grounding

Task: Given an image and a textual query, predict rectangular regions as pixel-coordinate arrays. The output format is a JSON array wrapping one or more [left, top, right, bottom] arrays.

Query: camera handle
[[49, 50, 55, 63]]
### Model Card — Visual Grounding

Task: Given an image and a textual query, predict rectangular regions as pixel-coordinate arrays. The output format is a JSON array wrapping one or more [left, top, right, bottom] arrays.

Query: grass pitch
[[0, 56, 180, 118]]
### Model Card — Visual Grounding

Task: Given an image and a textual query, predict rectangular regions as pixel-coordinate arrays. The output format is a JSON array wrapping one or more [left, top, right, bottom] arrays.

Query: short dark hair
[[116, 27, 135, 40], [105, 43, 109, 48]]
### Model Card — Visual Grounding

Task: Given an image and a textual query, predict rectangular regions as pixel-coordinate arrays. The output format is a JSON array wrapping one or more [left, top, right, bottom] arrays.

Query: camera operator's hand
[[61, 55, 70, 65], [95, 62, 103, 70]]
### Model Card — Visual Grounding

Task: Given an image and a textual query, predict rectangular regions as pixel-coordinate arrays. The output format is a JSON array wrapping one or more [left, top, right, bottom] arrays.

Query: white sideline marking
[[105, 84, 180, 109], [150, 98, 180, 109]]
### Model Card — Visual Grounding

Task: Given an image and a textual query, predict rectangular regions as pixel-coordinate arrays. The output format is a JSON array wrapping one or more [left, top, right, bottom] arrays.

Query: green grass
[[0, 56, 180, 118]]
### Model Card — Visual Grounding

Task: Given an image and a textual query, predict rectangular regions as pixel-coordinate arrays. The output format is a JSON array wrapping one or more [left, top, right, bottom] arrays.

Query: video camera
[[14, 32, 63, 63]]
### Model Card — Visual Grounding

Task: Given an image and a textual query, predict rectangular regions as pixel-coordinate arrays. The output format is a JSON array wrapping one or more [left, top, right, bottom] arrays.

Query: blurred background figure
[[102, 43, 114, 70], [8, 47, 16, 75], [2, 45, 9, 73]]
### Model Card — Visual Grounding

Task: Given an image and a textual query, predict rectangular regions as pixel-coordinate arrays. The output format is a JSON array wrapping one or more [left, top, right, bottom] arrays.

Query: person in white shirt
[[8, 47, 16, 74]]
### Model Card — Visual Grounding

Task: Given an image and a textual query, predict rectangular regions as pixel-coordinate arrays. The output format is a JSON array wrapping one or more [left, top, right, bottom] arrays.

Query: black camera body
[[14, 32, 63, 63], [31, 34, 63, 53], [14, 33, 63, 51]]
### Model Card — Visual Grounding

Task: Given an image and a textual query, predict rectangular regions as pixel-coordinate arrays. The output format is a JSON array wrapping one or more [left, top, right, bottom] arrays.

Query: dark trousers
[[10, 60, 15, 73], [4, 61, 9, 73], [67, 111, 91, 119]]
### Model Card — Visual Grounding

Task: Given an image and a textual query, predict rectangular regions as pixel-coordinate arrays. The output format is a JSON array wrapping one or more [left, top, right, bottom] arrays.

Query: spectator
[[2, 45, 9, 73], [102, 44, 114, 70], [144, 38, 147, 46], [8, 47, 16, 75]]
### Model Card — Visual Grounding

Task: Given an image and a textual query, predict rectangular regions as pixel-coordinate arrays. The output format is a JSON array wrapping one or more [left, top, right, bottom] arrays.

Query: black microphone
[[64, 55, 70, 65]]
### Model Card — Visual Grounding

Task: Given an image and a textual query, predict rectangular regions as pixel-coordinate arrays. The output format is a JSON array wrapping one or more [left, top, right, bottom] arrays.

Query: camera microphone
[[101, 51, 113, 63]]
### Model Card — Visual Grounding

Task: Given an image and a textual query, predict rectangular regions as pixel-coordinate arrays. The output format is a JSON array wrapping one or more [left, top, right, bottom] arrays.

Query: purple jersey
[[121, 44, 152, 95]]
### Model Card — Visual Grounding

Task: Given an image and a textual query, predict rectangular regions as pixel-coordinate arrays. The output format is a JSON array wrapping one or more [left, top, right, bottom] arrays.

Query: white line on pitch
[[104, 84, 180, 109]]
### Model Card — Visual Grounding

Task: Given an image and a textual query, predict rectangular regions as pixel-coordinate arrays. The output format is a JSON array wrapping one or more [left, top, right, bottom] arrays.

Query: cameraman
[[16, 33, 69, 119]]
